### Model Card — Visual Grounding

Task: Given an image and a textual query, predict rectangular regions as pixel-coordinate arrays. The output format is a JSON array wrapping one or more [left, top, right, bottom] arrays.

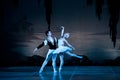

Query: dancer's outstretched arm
[[64, 39, 75, 50], [33, 40, 47, 53], [61, 26, 64, 37]]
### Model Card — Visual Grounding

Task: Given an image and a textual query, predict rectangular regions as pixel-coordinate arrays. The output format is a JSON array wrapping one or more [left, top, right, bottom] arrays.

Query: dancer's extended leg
[[59, 54, 64, 72], [66, 51, 83, 59], [52, 54, 57, 73], [39, 50, 53, 73]]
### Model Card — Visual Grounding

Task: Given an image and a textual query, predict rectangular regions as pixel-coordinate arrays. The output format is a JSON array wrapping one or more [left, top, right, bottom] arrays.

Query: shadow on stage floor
[[0, 66, 120, 80]]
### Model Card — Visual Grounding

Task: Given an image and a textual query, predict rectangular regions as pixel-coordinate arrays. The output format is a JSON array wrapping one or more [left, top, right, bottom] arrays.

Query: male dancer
[[33, 30, 58, 73], [53, 26, 83, 72]]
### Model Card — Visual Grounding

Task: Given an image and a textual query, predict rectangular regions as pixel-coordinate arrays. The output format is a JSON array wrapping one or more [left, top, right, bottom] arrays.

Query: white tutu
[[53, 46, 72, 54]]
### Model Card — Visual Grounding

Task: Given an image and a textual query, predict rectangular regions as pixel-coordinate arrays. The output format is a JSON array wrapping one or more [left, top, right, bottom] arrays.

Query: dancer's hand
[[33, 48, 37, 54]]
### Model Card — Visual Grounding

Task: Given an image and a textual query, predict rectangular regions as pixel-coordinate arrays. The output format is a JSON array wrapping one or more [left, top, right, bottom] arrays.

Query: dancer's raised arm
[[61, 26, 64, 37]]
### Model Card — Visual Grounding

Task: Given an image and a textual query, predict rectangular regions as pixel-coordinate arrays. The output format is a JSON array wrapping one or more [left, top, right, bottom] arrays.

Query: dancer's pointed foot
[[79, 56, 83, 59], [39, 69, 43, 74]]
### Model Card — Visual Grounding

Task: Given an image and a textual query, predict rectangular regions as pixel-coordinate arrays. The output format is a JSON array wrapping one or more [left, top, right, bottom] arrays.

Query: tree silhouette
[[95, 0, 103, 20], [44, 0, 52, 30], [86, 0, 120, 47], [107, 0, 119, 47]]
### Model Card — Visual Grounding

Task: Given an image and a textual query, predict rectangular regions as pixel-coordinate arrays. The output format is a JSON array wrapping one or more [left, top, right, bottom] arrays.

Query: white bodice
[[58, 38, 64, 47]]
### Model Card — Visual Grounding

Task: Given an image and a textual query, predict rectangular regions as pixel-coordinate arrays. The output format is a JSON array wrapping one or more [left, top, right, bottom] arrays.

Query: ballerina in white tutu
[[53, 26, 83, 72]]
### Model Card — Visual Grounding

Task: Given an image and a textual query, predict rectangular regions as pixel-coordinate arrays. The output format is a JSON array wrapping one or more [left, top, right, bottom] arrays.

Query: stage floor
[[0, 66, 120, 80]]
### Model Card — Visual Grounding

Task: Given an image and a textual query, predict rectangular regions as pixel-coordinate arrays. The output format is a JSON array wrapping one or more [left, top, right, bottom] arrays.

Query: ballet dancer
[[33, 30, 58, 73], [53, 26, 83, 72]]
